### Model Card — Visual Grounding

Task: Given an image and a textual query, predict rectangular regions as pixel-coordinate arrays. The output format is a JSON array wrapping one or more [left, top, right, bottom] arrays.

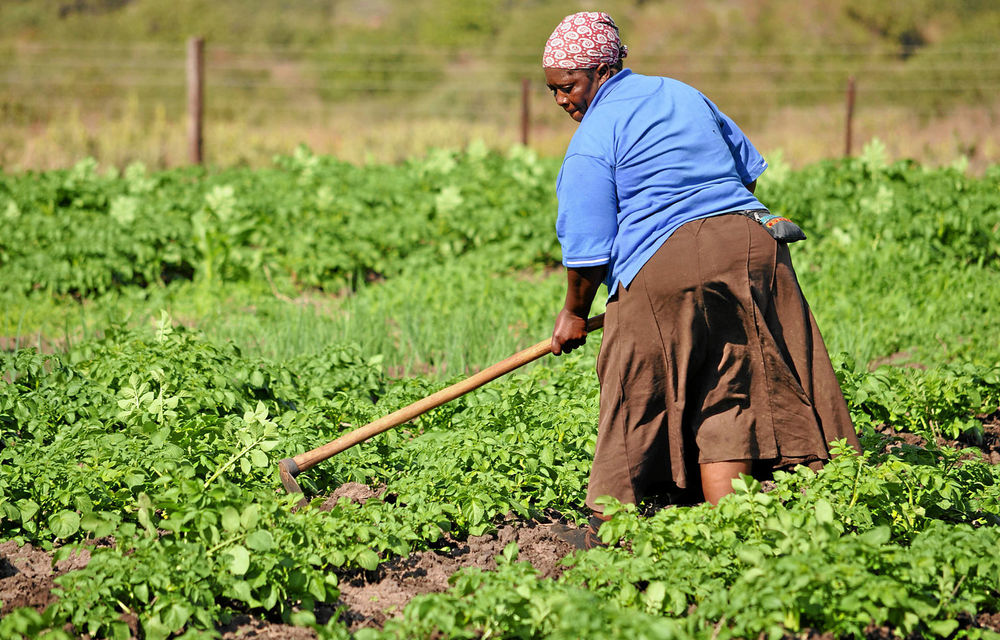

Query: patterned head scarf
[[542, 11, 628, 69]]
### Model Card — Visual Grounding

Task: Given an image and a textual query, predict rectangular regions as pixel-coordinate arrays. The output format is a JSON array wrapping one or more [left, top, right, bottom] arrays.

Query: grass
[[5, 218, 999, 381], [0, 258, 592, 378], [4, 96, 999, 173], [4, 0, 999, 173]]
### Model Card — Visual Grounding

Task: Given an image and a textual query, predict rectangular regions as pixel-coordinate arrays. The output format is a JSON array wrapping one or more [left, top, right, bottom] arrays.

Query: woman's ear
[[596, 62, 612, 84]]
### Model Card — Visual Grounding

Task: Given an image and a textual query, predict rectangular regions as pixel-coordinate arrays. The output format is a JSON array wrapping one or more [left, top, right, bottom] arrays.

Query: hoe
[[278, 313, 604, 495]]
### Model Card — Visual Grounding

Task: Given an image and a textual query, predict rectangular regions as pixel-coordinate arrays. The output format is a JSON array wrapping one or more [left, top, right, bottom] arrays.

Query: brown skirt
[[586, 213, 860, 510]]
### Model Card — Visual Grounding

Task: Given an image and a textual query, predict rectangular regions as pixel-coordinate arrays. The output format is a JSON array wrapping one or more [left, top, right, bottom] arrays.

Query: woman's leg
[[700, 460, 752, 505]]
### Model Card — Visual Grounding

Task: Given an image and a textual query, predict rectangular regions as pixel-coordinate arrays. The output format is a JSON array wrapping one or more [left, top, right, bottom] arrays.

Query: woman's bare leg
[[700, 460, 753, 505]]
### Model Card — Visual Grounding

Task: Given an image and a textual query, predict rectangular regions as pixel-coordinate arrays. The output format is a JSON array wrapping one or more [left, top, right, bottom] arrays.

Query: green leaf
[[926, 619, 959, 637], [355, 549, 380, 571], [644, 581, 667, 611], [162, 603, 192, 632], [814, 499, 834, 525], [250, 449, 268, 468], [501, 541, 519, 564], [240, 504, 261, 530], [290, 610, 317, 626], [48, 510, 81, 539], [262, 583, 279, 610], [137, 506, 156, 536], [539, 446, 554, 467], [250, 370, 265, 388], [17, 499, 39, 522], [308, 575, 327, 601], [109, 620, 130, 640], [80, 513, 114, 538], [246, 529, 274, 551], [469, 500, 484, 525], [228, 544, 251, 575], [229, 580, 255, 605], [221, 506, 241, 532]]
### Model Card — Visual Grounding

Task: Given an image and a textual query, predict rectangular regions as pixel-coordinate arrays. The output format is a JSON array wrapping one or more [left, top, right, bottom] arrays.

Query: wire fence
[[2, 40, 999, 166]]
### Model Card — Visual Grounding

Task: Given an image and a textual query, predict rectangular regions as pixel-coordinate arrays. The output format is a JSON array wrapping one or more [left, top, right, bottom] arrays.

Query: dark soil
[[218, 614, 317, 639], [782, 612, 1000, 639], [872, 412, 1000, 464], [0, 540, 89, 617], [332, 511, 578, 631], [318, 481, 386, 509], [215, 503, 581, 638]]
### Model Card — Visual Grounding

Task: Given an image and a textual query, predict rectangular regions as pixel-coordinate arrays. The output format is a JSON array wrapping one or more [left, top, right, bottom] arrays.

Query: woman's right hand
[[551, 308, 589, 355]]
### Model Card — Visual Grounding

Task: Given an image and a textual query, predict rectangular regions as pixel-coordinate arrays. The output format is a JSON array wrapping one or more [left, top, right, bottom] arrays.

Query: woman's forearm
[[551, 265, 607, 355], [563, 265, 607, 316]]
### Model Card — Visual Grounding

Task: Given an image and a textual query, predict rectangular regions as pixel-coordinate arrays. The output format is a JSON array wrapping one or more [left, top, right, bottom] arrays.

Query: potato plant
[[2, 150, 1000, 637]]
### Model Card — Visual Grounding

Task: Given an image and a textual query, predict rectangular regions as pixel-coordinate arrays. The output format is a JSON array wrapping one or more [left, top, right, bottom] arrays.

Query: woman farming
[[544, 12, 861, 527]]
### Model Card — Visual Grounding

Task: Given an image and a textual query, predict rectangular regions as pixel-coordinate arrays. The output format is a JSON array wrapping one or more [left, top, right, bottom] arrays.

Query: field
[[3, 143, 1000, 639], [4, 1, 1000, 172]]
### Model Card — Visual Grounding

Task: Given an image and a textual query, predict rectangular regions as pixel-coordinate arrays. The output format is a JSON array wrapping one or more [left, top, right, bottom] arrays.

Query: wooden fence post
[[844, 75, 856, 157], [520, 77, 530, 146], [187, 37, 205, 165]]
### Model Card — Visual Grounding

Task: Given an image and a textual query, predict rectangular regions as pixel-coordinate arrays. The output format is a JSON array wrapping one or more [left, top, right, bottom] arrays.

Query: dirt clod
[[872, 416, 1000, 463], [319, 482, 386, 510], [332, 512, 579, 631], [0, 540, 89, 617]]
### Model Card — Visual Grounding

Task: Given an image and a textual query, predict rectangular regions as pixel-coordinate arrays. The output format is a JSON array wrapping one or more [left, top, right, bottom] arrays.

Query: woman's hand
[[551, 308, 590, 355]]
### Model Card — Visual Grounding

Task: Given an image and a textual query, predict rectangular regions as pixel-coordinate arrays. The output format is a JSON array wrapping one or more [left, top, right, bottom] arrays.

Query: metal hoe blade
[[278, 458, 303, 494]]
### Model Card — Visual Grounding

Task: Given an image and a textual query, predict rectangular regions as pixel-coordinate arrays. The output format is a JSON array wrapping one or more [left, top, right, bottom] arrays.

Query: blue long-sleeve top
[[555, 69, 768, 296]]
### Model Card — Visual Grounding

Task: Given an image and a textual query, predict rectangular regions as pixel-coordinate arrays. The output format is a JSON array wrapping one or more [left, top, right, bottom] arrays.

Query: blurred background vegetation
[[2, 0, 999, 171]]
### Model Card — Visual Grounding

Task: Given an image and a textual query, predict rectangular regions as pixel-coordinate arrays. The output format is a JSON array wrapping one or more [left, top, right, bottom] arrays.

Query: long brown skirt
[[585, 213, 861, 510]]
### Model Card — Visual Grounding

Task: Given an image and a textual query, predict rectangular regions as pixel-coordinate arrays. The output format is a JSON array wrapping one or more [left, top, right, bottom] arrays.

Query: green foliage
[[836, 357, 1000, 440], [373, 544, 683, 640], [383, 448, 1000, 639], [0, 145, 558, 297], [3, 154, 1000, 637], [0, 318, 604, 636]]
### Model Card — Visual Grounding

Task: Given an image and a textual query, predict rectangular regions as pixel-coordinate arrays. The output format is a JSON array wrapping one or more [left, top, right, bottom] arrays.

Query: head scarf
[[542, 11, 628, 69]]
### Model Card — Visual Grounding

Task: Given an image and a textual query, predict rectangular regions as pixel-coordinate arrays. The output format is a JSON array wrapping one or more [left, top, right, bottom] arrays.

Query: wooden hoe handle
[[278, 313, 605, 493]]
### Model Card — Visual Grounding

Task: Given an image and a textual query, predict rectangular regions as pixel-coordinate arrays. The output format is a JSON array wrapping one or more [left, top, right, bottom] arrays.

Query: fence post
[[520, 77, 530, 146], [187, 36, 205, 165], [844, 76, 856, 157]]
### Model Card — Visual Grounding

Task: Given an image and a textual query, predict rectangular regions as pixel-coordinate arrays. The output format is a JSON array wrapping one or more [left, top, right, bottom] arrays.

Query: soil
[[332, 511, 578, 632], [216, 508, 579, 638], [5, 411, 1000, 637], [872, 412, 1000, 464], [318, 481, 386, 509], [0, 540, 89, 617], [218, 615, 318, 640]]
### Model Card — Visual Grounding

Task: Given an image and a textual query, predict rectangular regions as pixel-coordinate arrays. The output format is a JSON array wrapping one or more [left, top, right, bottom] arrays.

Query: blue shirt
[[555, 69, 768, 296]]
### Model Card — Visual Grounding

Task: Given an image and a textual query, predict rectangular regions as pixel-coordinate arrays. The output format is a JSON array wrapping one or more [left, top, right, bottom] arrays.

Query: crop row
[[3, 310, 1000, 637], [2, 150, 1000, 637], [0, 144, 558, 297], [2, 144, 999, 299]]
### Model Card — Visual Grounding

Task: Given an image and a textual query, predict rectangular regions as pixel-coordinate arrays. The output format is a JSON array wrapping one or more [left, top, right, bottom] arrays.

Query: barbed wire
[[10, 40, 1000, 57], [6, 57, 1000, 76], [3, 41, 997, 124], [2, 71, 996, 93]]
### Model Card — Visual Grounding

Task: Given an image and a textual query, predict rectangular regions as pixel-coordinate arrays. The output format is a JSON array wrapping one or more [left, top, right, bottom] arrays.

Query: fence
[[2, 39, 999, 167]]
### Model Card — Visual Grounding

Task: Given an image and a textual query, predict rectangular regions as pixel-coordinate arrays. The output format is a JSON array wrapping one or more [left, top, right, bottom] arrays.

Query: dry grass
[[3, 98, 999, 173]]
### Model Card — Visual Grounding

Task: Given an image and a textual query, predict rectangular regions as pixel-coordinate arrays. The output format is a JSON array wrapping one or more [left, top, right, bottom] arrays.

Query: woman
[[543, 12, 860, 540]]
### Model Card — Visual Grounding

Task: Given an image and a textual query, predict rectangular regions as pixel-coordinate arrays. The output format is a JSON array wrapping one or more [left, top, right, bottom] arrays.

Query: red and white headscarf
[[542, 11, 628, 69]]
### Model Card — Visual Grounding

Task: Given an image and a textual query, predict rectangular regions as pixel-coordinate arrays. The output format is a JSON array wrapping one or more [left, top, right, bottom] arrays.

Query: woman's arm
[[552, 264, 607, 355]]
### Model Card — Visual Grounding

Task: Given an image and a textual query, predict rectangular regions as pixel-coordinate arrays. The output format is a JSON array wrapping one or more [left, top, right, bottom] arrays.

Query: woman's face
[[544, 64, 611, 123]]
